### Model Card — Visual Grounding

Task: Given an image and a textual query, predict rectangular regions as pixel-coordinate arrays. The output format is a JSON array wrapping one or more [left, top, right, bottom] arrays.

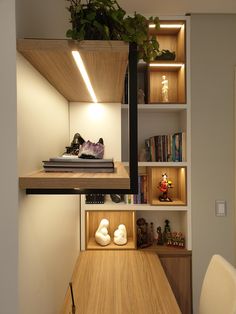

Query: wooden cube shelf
[[147, 167, 187, 206], [149, 20, 186, 63], [148, 65, 186, 104], [86, 210, 136, 250]]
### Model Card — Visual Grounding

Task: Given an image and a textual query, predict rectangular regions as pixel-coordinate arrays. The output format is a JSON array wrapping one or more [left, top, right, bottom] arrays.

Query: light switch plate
[[215, 200, 226, 217]]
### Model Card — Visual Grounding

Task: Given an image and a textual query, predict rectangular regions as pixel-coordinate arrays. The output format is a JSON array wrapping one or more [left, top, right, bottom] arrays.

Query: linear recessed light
[[149, 24, 183, 29], [149, 63, 184, 67], [72, 51, 98, 103]]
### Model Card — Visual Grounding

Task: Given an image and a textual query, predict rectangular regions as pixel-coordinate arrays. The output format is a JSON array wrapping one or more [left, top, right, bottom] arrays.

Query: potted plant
[[66, 0, 160, 62]]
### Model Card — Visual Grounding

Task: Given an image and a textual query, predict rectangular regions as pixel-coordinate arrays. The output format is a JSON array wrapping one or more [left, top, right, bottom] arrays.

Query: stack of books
[[43, 156, 114, 173], [145, 132, 186, 162]]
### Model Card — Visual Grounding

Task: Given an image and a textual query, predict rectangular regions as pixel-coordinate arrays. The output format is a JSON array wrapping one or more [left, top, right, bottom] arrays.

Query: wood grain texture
[[61, 250, 181, 314], [160, 254, 192, 314], [17, 39, 129, 102], [147, 167, 187, 206], [141, 244, 192, 256], [86, 210, 136, 250], [19, 162, 130, 190]]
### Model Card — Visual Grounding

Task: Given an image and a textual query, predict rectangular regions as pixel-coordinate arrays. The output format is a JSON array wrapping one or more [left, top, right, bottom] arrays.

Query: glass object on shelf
[[95, 218, 111, 246], [161, 75, 169, 102]]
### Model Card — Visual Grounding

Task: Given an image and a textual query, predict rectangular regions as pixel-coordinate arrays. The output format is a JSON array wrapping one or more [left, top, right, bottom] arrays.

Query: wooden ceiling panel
[[17, 39, 129, 103]]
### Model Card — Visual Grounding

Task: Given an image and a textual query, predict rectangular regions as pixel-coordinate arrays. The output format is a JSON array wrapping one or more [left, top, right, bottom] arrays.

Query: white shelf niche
[[121, 108, 187, 162]]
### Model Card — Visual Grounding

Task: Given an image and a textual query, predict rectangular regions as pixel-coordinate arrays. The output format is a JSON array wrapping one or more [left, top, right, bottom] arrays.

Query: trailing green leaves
[[66, 0, 160, 61]]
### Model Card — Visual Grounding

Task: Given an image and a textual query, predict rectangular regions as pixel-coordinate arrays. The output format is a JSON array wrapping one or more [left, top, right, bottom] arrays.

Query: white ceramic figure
[[95, 218, 111, 246], [114, 224, 127, 246], [161, 75, 169, 102]]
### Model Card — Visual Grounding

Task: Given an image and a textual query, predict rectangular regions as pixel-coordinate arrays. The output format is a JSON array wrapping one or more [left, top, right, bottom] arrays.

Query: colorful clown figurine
[[158, 173, 173, 202]]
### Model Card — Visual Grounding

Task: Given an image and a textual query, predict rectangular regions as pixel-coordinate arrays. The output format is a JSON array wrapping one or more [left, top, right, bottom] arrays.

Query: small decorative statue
[[148, 222, 154, 244], [64, 133, 104, 159], [156, 226, 164, 245], [161, 75, 169, 102], [158, 173, 173, 202], [163, 219, 171, 243], [137, 218, 151, 248], [138, 88, 145, 104], [114, 224, 127, 245], [95, 218, 111, 246]]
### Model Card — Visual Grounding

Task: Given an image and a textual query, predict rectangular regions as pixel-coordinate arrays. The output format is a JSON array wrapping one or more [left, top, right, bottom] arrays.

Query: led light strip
[[149, 63, 184, 67], [149, 24, 183, 29], [72, 50, 98, 103]]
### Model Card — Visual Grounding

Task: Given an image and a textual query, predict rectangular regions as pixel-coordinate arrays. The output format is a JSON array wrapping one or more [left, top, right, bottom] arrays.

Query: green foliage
[[66, 0, 160, 62]]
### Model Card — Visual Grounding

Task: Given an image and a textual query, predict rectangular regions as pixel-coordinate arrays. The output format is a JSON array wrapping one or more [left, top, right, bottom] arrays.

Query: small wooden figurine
[[156, 226, 164, 245]]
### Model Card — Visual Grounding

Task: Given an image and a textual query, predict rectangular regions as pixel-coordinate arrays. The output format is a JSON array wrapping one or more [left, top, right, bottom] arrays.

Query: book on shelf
[[42, 157, 114, 173], [144, 132, 186, 162], [124, 174, 148, 204], [43, 167, 114, 173]]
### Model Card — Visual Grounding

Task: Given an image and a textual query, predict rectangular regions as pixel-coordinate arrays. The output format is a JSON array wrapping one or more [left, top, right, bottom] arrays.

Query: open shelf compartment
[[148, 64, 186, 104], [86, 210, 136, 250], [147, 166, 187, 206]]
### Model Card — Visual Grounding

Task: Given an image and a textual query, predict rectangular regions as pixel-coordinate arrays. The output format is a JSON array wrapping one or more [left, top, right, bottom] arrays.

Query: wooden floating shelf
[[19, 162, 130, 190], [139, 244, 191, 256], [17, 39, 129, 103], [87, 237, 135, 250]]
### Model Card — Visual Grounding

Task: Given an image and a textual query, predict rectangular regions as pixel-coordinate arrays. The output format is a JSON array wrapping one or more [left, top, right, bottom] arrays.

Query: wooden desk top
[[61, 250, 181, 314]]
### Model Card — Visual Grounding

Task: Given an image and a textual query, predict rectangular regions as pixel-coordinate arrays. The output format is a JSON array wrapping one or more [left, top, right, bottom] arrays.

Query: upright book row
[[125, 175, 148, 204], [145, 132, 186, 162]]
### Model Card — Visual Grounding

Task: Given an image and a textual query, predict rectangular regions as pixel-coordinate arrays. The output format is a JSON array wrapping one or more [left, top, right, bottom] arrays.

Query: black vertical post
[[129, 43, 138, 194]]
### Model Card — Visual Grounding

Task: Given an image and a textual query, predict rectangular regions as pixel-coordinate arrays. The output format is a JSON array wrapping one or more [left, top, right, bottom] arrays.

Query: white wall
[[18, 54, 80, 314], [0, 0, 18, 313], [191, 14, 236, 313]]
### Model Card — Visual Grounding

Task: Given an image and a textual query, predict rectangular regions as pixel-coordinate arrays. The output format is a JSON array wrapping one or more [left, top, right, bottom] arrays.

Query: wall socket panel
[[215, 200, 227, 217]]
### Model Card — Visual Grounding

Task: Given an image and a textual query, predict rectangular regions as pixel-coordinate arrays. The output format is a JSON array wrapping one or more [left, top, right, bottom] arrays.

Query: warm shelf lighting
[[72, 51, 98, 103], [149, 24, 183, 29], [149, 63, 184, 67]]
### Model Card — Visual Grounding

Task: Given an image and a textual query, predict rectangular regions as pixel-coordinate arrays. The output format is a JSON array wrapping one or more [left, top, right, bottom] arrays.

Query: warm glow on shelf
[[72, 51, 98, 103], [149, 24, 184, 29], [149, 63, 184, 67]]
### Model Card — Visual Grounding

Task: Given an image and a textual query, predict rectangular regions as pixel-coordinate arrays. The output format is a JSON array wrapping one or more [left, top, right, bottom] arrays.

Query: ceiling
[[16, 0, 236, 39], [119, 0, 236, 15]]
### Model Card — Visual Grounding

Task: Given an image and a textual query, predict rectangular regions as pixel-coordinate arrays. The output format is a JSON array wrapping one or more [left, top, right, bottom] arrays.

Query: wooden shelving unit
[[17, 39, 129, 103], [19, 162, 130, 190], [147, 20, 186, 104]]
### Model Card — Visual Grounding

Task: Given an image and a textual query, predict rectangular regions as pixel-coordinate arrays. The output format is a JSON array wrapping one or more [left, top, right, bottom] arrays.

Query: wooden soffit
[[17, 39, 129, 103]]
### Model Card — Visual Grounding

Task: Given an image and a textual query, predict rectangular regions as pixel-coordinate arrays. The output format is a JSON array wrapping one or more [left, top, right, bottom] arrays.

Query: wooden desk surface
[[61, 250, 181, 314]]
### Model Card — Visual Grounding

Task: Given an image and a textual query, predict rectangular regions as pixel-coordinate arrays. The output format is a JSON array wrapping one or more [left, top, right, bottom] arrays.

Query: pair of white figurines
[[95, 219, 127, 246]]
